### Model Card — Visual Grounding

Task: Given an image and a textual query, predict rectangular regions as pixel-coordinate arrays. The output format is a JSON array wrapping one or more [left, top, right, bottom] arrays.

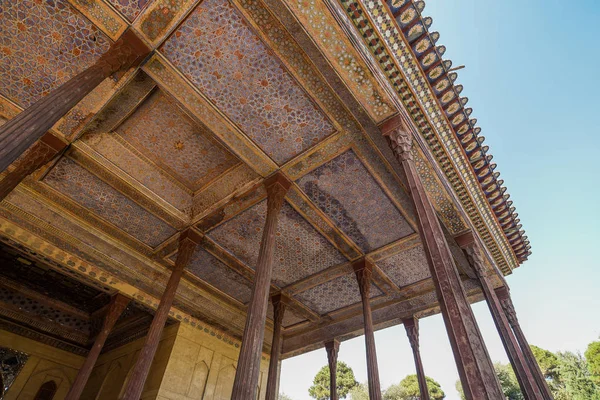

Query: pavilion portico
[[0, 0, 539, 399]]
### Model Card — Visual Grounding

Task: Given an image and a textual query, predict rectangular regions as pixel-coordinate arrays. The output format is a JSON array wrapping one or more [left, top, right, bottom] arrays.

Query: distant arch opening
[[33, 380, 57, 400]]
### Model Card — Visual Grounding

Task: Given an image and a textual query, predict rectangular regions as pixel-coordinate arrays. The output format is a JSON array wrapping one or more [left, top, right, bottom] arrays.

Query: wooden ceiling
[[0, 0, 518, 356]]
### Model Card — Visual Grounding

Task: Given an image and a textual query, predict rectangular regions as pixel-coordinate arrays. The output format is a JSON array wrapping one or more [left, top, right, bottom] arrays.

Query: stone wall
[[156, 323, 270, 400], [0, 329, 83, 400]]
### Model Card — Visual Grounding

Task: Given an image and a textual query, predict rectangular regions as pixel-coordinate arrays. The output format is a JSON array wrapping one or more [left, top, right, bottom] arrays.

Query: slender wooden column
[[0, 132, 66, 200], [496, 286, 554, 400], [463, 242, 542, 399], [325, 339, 340, 400], [231, 174, 291, 400], [0, 29, 149, 172], [354, 259, 382, 400], [403, 317, 430, 400], [120, 229, 201, 400], [265, 295, 287, 400], [380, 117, 504, 400], [66, 293, 130, 400]]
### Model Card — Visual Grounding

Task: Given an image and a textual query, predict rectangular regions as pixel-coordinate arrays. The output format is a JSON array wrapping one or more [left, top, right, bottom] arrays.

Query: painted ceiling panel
[[0, 0, 110, 107], [297, 150, 414, 252], [83, 132, 193, 213], [115, 90, 239, 191], [161, 0, 335, 164], [43, 157, 176, 247], [207, 199, 347, 287], [376, 245, 431, 288], [187, 247, 253, 304], [294, 273, 381, 315], [107, 0, 153, 22]]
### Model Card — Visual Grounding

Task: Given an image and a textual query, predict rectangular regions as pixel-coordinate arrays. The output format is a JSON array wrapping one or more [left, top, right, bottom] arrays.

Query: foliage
[[383, 375, 445, 400], [454, 380, 465, 400], [531, 345, 561, 381], [308, 361, 358, 400], [585, 340, 600, 385], [555, 351, 600, 400], [348, 383, 369, 400], [494, 363, 524, 400], [278, 393, 295, 400]]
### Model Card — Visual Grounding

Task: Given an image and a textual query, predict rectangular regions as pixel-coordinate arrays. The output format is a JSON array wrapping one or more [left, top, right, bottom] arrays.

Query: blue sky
[[279, 1, 600, 399]]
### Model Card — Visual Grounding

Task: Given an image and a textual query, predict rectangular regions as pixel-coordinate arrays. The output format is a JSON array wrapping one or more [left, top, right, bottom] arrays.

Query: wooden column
[[496, 286, 554, 400], [231, 174, 291, 400], [265, 295, 286, 400], [463, 242, 542, 400], [0, 132, 67, 201], [0, 29, 149, 173], [354, 259, 382, 400], [325, 339, 340, 400], [120, 229, 201, 400], [65, 293, 129, 400], [380, 117, 504, 400], [403, 317, 430, 400]]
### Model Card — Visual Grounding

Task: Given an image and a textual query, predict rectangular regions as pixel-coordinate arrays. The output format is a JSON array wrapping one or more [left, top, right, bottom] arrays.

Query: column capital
[[174, 229, 200, 272], [95, 29, 150, 76], [352, 259, 374, 299], [403, 317, 420, 350], [271, 295, 287, 327], [495, 286, 518, 325], [264, 172, 291, 210], [325, 338, 340, 355], [380, 116, 413, 161]]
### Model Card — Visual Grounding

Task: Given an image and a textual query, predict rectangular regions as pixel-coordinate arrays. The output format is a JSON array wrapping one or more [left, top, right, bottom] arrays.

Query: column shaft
[[381, 118, 503, 400], [66, 293, 129, 400], [265, 296, 286, 400], [466, 245, 542, 399], [496, 287, 554, 400], [403, 317, 429, 400], [354, 260, 382, 400], [325, 339, 340, 400], [120, 230, 200, 400], [231, 175, 290, 400], [0, 29, 149, 172]]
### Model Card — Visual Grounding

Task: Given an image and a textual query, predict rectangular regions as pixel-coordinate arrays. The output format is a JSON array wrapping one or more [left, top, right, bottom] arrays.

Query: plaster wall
[[0, 329, 84, 400], [156, 323, 270, 400], [80, 324, 179, 400]]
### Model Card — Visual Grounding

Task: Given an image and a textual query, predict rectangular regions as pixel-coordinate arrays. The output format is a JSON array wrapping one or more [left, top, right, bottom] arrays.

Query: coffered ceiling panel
[[43, 157, 177, 247], [207, 199, 347, 287], [0, 0, 110, 107], [187, 247, 253, 305], [160, 0, 335, 164], [297, 150, 414, 252], [376, 245, 431, 288], [115, 90, 240, 191], [293, 273, 381, 316]]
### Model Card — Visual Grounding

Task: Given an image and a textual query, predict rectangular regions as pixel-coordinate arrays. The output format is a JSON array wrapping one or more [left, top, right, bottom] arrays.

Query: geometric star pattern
[[0, 0, 110, 107], [161, 0, 335, 164]]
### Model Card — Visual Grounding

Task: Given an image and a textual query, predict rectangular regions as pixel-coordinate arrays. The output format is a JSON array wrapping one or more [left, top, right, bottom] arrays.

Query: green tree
[[531, 345, 561, 382], [278, 394, 295, 400], [556, 351, 600, 400], [383, 375, 445, 400], [585, 340, 600, 385], [308, 361, 358, 400], [494, 362, 524, 400], [454, 380, 465, 400], [348, 383, 369, 400]]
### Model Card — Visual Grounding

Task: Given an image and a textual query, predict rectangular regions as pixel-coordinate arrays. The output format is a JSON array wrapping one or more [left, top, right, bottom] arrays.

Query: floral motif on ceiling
[[43, 157, 176, 247], [161, 0, 335, 164], [0, 0, 110, 107], [207, 200, 347, 288], [297, 150, 414, 253], [115, 90, 239, 191]]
